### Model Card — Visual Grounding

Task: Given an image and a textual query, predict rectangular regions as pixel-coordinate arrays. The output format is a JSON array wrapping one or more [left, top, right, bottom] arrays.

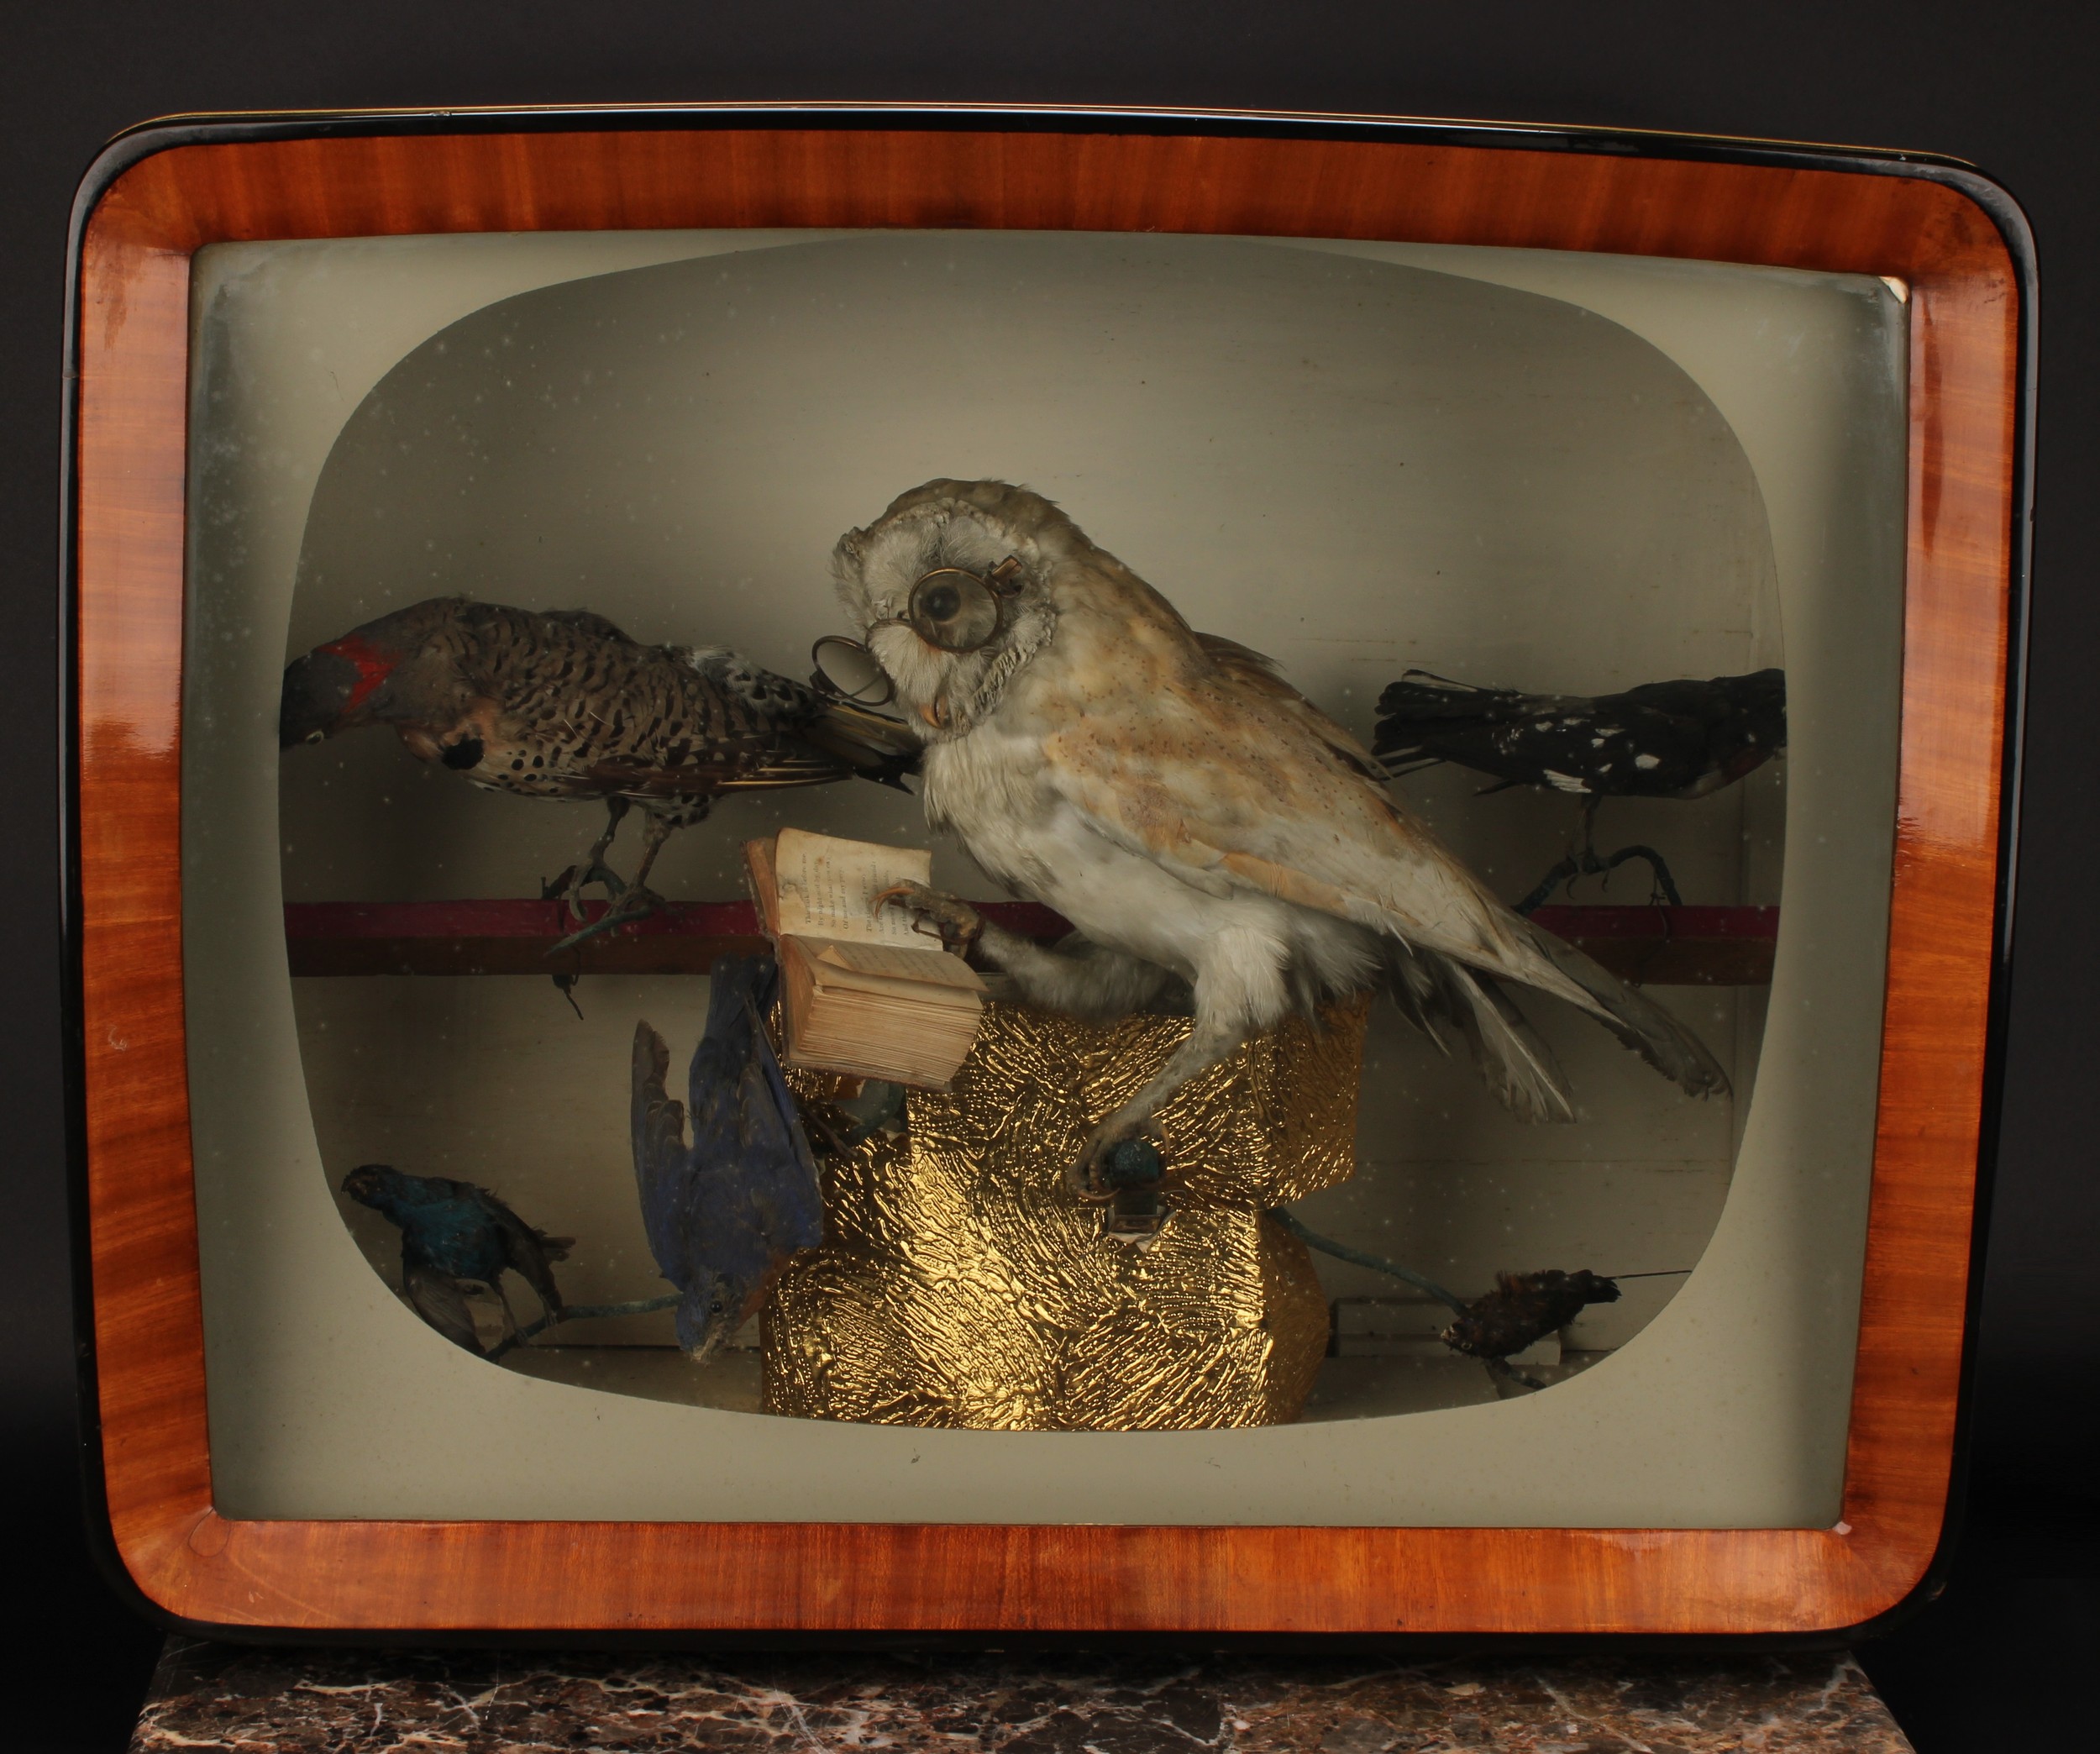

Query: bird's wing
[[1374, 670, 1583, 722], [585, 748, 850, 796], [739, 965, 825, 1258], [1039, 659, 1566, 982], [402, 1262, 486, 1354], [660, 955, 824, 1356], [1195, 633, 1389, 785], [487, 1200, 567, 1318], [1373, 673, 1613, 779], [630, 1020, 693, 1287], [677, 646, 820, 717], [1033, 653, 1726, 1097], [540, 607, 634, 643], [800, 698, 923, 788], [688, 956, 824, 1268]]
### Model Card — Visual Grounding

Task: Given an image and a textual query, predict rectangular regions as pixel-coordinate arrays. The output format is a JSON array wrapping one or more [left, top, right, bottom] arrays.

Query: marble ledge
[[129, 1638, 1914, 1752], [123, 1638, 1915, 1747]]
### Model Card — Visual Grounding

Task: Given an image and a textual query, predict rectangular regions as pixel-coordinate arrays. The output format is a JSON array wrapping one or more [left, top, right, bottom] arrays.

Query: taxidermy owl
[[830, 480, 1728, 1192]]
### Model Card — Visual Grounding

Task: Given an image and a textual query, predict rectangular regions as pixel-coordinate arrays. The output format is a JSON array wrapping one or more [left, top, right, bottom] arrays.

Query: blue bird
[[631, 953, 825, 1360], [342, 1165, 571, 1355]]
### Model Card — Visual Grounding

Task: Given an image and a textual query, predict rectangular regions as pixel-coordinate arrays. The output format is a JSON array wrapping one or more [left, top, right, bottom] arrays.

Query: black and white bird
[[1373, 669, 1786, 801], [1373, 668, 1786, 909]]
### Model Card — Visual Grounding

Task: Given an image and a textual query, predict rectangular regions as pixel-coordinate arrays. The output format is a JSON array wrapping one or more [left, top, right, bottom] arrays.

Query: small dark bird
[[1373, 668, 1786, 909], [1441, 1268, 1621, 1363], [1374, 669, 1786, 800], [631, 953, 824, 1360], [281, 597, 918, 930], [341, 1164, 571, 1356]]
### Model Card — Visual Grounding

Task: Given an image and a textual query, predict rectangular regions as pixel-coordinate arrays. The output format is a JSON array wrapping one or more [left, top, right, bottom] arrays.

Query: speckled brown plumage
[[281, 596, 916, 907]]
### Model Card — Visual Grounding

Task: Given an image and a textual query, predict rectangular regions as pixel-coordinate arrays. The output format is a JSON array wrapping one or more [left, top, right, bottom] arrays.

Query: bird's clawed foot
[[1077, 1124, 1172, 1244], [546, 859, 627, 926], [1068, 1117, 1167, 1200], [545, 870, 666, 954], [1514, 843, 1683, 915], [873, 880, 984, 956]]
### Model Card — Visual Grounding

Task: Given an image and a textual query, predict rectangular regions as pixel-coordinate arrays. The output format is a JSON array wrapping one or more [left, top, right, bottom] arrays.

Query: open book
[[744, 828, 987, 1090]]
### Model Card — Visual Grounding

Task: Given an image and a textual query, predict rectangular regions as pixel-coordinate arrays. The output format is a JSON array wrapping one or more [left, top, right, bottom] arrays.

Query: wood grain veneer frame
[[62, 105, 2034, 1640]]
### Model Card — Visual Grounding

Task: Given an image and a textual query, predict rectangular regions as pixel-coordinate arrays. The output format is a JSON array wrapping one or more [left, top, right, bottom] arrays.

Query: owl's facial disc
[[832, 501, 1055, 737]]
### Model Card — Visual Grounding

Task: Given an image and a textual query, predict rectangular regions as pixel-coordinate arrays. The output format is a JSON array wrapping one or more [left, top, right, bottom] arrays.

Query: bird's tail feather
[[1374, 670, 1524, 719], [1385, 945, 1576, 1123], [803, 698, 922, 790], [1372, 671, 1532, 762], [1514, 921, 1732, 1100], [630, 1019, 690, 1270]]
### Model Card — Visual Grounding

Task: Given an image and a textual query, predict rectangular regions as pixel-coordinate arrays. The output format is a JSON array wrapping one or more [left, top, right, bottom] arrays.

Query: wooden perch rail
[[282, 901, 1777, 985]]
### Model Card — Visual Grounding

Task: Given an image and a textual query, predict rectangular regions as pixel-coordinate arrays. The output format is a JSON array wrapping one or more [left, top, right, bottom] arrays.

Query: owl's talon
[[874, 880, 984, 956], [1069, 1122, 1166, 1200]]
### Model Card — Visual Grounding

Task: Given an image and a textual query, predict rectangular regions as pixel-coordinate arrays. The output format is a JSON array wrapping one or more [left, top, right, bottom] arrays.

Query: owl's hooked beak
[[918, 698, 953, 733]]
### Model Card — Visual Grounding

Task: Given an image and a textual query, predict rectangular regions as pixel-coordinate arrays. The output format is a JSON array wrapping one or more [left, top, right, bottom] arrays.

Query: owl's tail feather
[[1386, 945, 1577, 1124], [1514, 921, 1732, 1100]]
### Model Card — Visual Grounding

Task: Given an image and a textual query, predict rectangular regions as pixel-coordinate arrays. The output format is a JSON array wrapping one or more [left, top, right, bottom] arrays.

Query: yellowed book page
[[742, 837, 782, 937], [773, 827, 931, 946], [812, 938, 986, 993], [803, 959, 984, 1011], [786, 1040, 957, 1092]]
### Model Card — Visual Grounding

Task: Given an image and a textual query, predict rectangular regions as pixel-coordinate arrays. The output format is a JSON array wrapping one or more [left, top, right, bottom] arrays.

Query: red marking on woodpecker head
[[317, 633, 398, 714]]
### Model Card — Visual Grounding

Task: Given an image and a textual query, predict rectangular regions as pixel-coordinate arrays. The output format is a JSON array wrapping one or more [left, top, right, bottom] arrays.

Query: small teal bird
[[631, 953, 824, 1360], [342, 1164, 571, 1355]]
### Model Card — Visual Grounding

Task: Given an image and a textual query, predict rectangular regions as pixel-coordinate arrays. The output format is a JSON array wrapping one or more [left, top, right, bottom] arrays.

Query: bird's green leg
[[612, 811, 676, 919], [547, 812, 673, 953], [1577, 794, 1601, 868], [1578, 796, 1687, 906], [551, 796, 632, 924], [1515, 796, 1598, 915]]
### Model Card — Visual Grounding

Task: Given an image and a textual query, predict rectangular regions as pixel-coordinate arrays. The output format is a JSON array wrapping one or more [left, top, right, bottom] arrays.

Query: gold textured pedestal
[[765, 996, 1368, 1431]]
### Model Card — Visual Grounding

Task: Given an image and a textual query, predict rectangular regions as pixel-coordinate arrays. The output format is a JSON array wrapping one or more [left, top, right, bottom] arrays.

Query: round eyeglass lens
[[811, 636, 895, 705], [909, 568, 1001, 652]]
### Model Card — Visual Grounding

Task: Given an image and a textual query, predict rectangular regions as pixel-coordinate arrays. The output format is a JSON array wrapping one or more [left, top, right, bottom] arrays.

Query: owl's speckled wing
[[1032, 634, 1572, 995]]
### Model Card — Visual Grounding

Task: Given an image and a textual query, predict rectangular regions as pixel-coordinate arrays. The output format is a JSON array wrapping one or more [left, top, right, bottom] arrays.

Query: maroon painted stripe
[[282, 898, 1077, 940], [1529, 905, 1779, 942], [283, 900, 1777, 944]]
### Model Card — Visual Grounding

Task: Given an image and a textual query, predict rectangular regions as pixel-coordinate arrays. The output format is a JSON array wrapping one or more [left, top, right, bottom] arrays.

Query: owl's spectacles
[[810, 558, 1026, 705], [810, 635, 895, 706]]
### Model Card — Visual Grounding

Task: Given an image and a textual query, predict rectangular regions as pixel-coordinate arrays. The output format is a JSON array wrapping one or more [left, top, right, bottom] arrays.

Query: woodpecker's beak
[[280, 649, 361, 747]]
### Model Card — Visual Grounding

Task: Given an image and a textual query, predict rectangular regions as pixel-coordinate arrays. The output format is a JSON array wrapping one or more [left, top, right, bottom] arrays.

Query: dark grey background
[[4, 6, 2092, 1749]]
